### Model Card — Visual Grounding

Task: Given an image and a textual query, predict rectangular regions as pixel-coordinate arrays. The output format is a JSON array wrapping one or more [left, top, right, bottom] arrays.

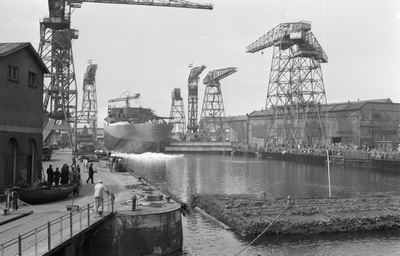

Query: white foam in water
[[112, 152, 184, 159]]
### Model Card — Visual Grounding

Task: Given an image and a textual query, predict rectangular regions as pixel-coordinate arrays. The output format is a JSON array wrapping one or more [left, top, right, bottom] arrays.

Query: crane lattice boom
[[78, 0, 213, 10], [203, 67, 238, 85], [246, 21, 327, 63]]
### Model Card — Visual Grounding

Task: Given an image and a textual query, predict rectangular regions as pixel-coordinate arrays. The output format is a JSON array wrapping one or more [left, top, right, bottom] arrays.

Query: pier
[[0, 149, 183, 255]]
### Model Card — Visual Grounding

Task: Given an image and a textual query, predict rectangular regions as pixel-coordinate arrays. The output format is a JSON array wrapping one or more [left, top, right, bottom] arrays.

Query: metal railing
[[1, 195, 114, 256]]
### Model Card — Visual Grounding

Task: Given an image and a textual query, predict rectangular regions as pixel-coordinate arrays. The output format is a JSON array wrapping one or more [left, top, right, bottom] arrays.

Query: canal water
[[121, 153, 400, 256]]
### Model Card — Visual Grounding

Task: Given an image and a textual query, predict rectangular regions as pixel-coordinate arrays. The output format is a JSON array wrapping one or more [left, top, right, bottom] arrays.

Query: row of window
[[8, 64, 37, 87]]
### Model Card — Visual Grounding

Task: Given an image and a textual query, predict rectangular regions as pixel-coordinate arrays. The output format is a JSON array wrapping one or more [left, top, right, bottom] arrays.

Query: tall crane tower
[[246, 21, 328, 146], [76, 63, 98, 140], [169, 88, 186, 139], [38, 0, 213, 154], [200, 67, 237, 141], [187, 65, 206, 134]]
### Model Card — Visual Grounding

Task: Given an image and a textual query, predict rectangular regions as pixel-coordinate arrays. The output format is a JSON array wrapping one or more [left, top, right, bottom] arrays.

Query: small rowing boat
[[12, 184, 77, 204]]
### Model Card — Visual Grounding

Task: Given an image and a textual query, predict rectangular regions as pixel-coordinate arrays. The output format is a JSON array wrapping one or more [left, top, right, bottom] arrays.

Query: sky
[[1, 0, 400, 128]]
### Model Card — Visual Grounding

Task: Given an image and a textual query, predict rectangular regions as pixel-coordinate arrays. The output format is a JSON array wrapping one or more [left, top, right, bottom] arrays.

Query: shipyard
[[1, 1, 400, 255]]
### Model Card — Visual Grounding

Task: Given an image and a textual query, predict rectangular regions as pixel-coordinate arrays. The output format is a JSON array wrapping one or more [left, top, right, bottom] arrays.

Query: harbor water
[[121, 153, 400, 255]]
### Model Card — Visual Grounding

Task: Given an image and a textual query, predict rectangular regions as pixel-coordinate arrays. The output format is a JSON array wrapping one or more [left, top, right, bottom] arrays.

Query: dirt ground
[[191, 193, 400, 236]]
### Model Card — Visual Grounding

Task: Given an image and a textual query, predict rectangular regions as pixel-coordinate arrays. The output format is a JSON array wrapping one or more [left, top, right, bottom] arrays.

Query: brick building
[[0, 43, 48, 190]]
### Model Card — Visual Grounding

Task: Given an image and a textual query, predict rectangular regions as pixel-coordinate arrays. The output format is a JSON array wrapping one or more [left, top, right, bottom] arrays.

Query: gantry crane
[[246, 21, 328, 146], [76, 63, 98, 140], [200, 67, 237, 141], [187, 65, 206, 134], [108, 91, 140, 108], [39, 0, 213, 154], [169, 88, 186, 139]]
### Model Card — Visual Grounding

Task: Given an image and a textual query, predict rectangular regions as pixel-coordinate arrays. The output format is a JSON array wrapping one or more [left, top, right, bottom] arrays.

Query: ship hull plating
[[104, 120, 173, 154]]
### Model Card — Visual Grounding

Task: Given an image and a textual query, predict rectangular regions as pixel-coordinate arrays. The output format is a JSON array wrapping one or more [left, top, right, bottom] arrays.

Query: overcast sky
[[1, 0, 400, 128]]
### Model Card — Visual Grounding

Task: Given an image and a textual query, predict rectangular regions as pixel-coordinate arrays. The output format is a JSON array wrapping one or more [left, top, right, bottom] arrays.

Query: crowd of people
[[234, 142, 400, 161], [45, 160, 113, 216], [45, 162, 87, 195]]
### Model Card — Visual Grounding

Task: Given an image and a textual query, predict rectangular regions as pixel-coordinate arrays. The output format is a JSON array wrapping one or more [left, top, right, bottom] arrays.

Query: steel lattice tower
[[169, 89, 186, 138], [200, 67, 237, 141], [39, 1, 80, 148], [246, 21, 328, 146], [77, 63, 98, 138], [187, 65, 206, 133]]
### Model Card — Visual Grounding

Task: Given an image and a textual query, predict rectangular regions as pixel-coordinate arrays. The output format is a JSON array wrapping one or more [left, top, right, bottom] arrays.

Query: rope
[[234, 204, 291, 256]]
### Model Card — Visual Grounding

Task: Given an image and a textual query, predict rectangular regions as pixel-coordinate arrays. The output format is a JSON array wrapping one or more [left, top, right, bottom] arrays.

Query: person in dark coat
[[86, 163, 94, 184], [54, 167, 61, 186], [46, 165, 54, 185], [60, 164, 70, 185]]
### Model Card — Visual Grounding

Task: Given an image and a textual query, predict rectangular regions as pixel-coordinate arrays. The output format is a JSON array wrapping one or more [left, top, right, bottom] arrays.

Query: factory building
[[226, 99, 400, 149], [0, 43, 48, 190]]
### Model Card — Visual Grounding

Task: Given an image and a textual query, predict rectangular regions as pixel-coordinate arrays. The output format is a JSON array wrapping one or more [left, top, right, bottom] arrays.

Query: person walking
[[86, 163, 94, 184], [93, 180, 112, 216], [46, 165, 54, 186], [54, 167, 61, 186], [60, 164, 69, 185]]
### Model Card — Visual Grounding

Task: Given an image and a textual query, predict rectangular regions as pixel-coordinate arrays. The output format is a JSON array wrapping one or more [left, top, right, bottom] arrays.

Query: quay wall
[[89, 208, 182, 255], [232, 150, 400, 170], [85, 159, 183, 256]]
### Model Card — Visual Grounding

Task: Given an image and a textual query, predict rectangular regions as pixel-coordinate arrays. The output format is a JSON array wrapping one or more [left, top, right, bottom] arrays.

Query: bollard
[[131, 195, 137, 211], [4, 189, 10, 215]]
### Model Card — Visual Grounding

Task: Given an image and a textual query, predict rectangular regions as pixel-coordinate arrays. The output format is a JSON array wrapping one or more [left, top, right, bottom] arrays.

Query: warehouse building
[[225, 99, 400, 149]]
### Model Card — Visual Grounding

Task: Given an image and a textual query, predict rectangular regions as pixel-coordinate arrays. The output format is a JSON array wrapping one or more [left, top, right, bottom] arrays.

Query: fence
[[1, 195, 114, 256]]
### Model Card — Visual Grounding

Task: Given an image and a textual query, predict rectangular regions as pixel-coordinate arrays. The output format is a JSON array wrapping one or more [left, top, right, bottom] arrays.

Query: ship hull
[[104, 120, 173, 154]]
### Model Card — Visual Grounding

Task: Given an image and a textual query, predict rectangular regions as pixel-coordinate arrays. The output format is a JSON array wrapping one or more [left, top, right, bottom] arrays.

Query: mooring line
[[234, 204, 291, 256]]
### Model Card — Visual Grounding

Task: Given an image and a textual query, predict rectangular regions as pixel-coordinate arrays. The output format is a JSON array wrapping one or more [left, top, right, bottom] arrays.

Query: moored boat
[[12, 184, 77, 204]]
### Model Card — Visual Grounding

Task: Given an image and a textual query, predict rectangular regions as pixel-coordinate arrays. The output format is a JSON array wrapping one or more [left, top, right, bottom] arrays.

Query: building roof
[[249, 98, 395, 117], [0, 42, 49, 73], [324, 98, 393, 112], [224, 115, 247, 122]]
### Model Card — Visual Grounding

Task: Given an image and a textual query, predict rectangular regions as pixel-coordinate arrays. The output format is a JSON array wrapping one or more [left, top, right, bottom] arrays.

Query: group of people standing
[[45, 160, 111, 216], [46, 162, 96, 186]]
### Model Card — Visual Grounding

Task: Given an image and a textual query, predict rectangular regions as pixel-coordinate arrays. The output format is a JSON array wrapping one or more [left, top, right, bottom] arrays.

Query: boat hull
[[104, 120, 173, 154], [12, 184, 77, 204]]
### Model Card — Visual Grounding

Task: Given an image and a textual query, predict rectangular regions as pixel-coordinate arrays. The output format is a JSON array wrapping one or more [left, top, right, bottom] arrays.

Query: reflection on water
[[121, 153, 400, 255]]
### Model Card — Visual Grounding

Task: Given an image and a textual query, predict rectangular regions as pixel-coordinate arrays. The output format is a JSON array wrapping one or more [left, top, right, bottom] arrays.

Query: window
[[28, 71, 37, 87], [8, 64, 19, 81]]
